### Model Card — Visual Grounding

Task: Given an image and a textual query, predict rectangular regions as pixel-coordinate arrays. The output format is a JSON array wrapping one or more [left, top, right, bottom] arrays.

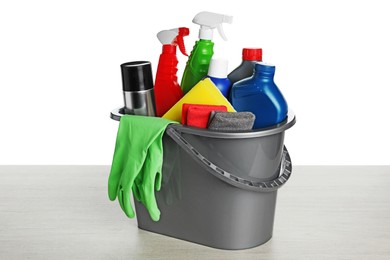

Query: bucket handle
[[166, 126, 292, 193]]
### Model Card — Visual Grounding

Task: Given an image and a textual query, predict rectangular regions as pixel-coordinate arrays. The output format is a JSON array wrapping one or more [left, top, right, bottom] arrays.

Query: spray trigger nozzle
[[157, 27, 190, 56], [192, 11, 233, 41], [176, 27, 190, 56]]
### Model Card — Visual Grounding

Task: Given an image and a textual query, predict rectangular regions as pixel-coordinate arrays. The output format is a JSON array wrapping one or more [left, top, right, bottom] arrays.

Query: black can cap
[[121, 61, 154, 92]]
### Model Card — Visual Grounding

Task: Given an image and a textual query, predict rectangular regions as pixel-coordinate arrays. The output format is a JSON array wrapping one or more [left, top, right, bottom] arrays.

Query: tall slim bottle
[[154, 27, 189, 116]]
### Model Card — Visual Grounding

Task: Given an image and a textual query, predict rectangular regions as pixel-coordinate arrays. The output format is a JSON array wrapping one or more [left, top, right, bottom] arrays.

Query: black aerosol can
[[120, 61, 156, 116]]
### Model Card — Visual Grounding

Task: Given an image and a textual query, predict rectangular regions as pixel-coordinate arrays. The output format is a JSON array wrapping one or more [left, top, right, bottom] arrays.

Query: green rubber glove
[[108, 115, 176, 220], [132, 140, 163, 221]]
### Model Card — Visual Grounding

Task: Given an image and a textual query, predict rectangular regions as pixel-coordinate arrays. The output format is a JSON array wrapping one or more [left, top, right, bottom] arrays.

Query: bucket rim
[[110, 107, 295, 139], [171, 110, 296, 139]]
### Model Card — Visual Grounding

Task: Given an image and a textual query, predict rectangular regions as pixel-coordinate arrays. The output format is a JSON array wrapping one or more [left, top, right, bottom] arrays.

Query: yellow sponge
[[162, 78, 235, 122]]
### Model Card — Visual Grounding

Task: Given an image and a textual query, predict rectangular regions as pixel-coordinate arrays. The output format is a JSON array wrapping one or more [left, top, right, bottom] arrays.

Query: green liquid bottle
[[180, 11, 233, 94], [181, 39, 214, 94]]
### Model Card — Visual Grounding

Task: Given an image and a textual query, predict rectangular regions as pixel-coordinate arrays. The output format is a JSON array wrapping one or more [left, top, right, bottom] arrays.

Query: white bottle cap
[[207, 58, 229, 78], [199, 27, 213, 40]]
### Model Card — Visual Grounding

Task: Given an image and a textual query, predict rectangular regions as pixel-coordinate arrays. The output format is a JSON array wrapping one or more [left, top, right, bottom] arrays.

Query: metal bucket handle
[[166, 126, 292, 193]]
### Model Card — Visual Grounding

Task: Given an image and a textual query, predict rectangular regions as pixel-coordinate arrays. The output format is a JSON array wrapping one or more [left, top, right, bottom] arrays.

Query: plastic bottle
[[230, 62, 288, 129], [207, 58, 231, 97], [154, 27, 189, 117], [180, 11, 233, 94], [228, 48, 262, 85]]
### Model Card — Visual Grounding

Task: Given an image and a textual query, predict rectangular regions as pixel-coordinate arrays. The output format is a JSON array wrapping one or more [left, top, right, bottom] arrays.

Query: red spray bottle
[[154, 27, 189, 117]]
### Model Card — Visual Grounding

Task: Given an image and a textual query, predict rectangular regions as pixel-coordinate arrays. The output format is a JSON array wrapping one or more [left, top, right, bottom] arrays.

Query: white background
[[0, 0, 389, 165]]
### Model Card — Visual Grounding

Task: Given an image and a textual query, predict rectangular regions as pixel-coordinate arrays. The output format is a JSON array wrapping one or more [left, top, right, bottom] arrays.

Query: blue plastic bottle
[[207, 58, 231, 97], [230, 62, 288, 129]]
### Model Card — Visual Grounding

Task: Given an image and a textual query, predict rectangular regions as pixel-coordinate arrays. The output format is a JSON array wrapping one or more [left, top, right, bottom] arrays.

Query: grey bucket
[[110, 108, 296, 250]]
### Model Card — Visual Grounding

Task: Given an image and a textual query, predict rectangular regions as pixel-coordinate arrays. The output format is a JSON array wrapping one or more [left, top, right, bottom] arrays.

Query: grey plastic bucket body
[[175, 127, 285, 183], [110, 108, 295, 250]]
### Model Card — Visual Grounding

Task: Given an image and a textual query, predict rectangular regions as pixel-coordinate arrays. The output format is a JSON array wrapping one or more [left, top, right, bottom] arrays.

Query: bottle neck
[[198, 39, 213, 43], [162, 44, 176, 54], [254, 69, 275, 80], [199, 28, 213, 40], [254, 63, 275, 79]]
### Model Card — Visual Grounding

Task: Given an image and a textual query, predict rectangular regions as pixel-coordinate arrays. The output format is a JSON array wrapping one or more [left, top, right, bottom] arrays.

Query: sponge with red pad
[[181, 104, 227, 128]]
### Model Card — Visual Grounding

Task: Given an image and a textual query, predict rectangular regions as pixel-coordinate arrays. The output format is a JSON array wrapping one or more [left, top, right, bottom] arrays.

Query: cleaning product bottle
[[230, 62, 288, 129], [180, 11, 233, 94], [228, 48, 262, 85], [154, 27, 190, 117], [207, 58, 231, 98]]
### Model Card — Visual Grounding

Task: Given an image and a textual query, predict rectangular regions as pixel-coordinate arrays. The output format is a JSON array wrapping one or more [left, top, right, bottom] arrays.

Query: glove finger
[[135, 154, 152, 205], [142, 175, 160, 221], [118, 187, 125, 212], [108, 155, 125, 201], [153, 135, 164, 191], [117, 151, 144, 212], [108, 167, 122, 201], [141, 142, 161, 221], [108, 123, 130, 200], [121, 151, 146, 199], [132, 181, 141, 202], [122, 185, 135, 218]]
